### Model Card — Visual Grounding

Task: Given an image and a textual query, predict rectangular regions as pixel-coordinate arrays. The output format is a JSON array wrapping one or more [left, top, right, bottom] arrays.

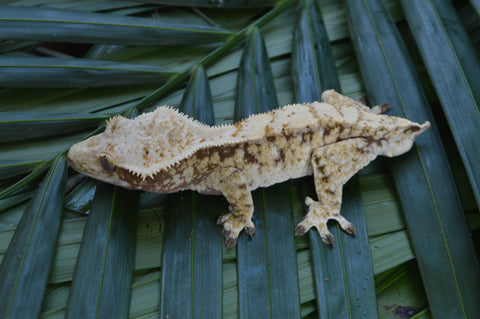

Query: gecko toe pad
[[217, 212, 255, 248]]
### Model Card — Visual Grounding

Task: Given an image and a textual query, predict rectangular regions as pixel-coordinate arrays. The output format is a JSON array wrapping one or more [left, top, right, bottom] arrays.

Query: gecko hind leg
[[204, 168, 255, 248], [295, 138, 378, 244], [217, 199, 255, 248]]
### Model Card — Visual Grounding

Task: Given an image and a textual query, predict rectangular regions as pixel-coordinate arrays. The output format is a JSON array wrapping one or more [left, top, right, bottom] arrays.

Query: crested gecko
[[67, 90, 429, 248]]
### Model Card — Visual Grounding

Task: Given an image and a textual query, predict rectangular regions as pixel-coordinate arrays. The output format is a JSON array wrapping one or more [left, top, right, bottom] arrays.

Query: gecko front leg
[[295, 138, 378, 244], [322, 89, 390, 114], [202, 167, 255, 248]]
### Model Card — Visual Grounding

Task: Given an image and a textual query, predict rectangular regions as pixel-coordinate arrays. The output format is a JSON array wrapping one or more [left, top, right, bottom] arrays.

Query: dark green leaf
[[235, 28, 278, 120], [0, 155, 67, 318], [0, 162, 50, 200], [427, 0, 480, 105], [292, 1, 377, 317], [235, 27, 301, 318], [138, 192, 167, 210], [64, 178, 97, 214], [130, 0, 280, 8], [179, 66, 215, 124], [66, 183, 139, 318], [291, 0, 339, 102], [0, 112, 107, 142], [0, 40, 37, 54], [470, 0, 480, 16], [346, 0, 480, 317], [0, 160, 45, 180], [0, 191, 33, 214], [376, 262, 429, 318], [1, 1, 144, 12], [0, 133, 83, 179], [401, 0, 480, 206], [0, 56, 175, 88], [0, 6, 232, 46], [160, 66, 222, 319]]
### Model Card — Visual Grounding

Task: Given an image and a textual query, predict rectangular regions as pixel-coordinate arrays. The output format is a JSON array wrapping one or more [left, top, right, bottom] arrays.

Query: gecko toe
[[371, 102, 390, 114], [223, 232, 238, 249], [244, 226, 256, 237], [320, 232, 335, 245], [345, 224, 356, 235], [294, 224, 308, 236], [217, 214, 227, 225]]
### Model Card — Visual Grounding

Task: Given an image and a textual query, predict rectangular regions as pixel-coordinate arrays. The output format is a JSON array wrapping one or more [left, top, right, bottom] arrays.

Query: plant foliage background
[[0, 0, 479, 318]]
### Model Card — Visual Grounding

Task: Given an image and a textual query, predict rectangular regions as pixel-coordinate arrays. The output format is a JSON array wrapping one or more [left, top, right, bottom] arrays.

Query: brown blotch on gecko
[[68, 90, 430, 248]]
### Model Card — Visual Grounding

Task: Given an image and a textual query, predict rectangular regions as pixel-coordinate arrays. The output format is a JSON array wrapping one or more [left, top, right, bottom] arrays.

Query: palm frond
[[0, 1, 478, 318]]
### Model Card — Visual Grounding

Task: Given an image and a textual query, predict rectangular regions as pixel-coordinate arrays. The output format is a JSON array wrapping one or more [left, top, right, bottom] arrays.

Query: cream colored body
[[68, 90, 430, 247]]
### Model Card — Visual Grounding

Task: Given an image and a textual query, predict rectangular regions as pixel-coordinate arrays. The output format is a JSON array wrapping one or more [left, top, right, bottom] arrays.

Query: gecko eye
[[98, 155, 116, 173]]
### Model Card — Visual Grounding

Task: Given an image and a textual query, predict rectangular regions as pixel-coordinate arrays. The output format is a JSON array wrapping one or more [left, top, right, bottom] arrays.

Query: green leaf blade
[[291, 0, 340, 101], [128, 0, 280, 8], [65, 184, 139, 318], [0, 6, 232, 46], [0, 56, 175, 88], [234, 27, 279, 120], [0, 112, 107, 142], [0, 155, 67, 318]]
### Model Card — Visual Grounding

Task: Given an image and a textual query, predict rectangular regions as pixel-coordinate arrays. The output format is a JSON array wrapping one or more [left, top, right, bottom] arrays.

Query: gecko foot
[[356, 94, 390, 114], [294, 196, 356, 245], [217, 212, 255, 249]]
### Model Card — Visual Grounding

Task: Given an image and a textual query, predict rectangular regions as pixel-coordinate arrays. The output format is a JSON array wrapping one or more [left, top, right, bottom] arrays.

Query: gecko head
[[380, 119, 430, 157], [67, 115, 144, 188]]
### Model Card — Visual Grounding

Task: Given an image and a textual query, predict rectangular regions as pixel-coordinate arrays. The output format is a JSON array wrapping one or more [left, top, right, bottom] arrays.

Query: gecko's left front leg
[[203, 167, 255, 248], [295, 138, 378, 244]]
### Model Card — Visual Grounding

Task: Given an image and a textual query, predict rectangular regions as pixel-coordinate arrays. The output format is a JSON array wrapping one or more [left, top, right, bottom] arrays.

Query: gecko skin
[[67, 90, 430, 248]]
